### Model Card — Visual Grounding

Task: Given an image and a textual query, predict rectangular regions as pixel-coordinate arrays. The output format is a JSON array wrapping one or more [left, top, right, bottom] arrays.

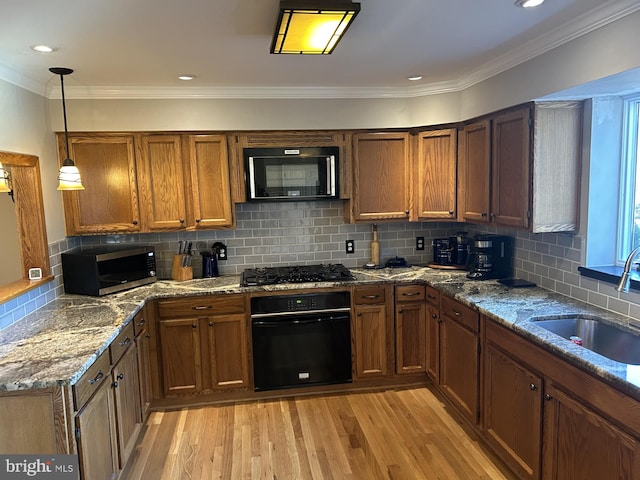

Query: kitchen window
[[618, 93, 640, 263], [579, 94, 640, 288]]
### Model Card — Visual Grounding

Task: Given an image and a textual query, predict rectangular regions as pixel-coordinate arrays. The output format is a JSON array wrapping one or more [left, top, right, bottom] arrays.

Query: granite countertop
[[1, 266, 639, 401]]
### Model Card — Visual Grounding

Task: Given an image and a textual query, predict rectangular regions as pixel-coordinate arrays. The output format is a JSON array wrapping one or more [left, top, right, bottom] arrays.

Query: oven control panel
[[251, 291, 350, 315]]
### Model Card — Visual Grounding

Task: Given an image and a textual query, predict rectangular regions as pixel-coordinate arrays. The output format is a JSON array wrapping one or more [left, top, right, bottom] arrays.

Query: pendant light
[[50, 67, 84, 190]]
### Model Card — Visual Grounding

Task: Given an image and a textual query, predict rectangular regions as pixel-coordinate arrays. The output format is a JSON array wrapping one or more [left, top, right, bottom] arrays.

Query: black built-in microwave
[[244, 146, 339, 201], [61, 245, 157, 296]]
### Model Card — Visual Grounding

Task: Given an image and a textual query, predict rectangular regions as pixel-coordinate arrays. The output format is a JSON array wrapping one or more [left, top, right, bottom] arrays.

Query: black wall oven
[[251, 291, 352, 391]]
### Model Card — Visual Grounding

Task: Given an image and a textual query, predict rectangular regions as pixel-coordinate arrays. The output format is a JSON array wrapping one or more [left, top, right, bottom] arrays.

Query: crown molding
[[0, 62, 45, 96], [15, 0, 640, 101], [455, 0, 640, 91]]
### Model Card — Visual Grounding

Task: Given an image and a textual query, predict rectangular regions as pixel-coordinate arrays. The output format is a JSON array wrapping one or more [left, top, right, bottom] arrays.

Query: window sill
[[578, 265, 640, 291]]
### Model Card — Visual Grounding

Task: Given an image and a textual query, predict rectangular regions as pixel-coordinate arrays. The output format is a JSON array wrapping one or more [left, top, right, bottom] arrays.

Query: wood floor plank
[[123, 386, 516, 480]]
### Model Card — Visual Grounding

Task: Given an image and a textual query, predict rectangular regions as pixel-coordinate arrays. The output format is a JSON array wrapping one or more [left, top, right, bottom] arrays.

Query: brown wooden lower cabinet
[[542, 382, 640, 479], [483, 339, 543, 480], [157, 294, 249, 395], [395, 285, 427, 374], [438, 295, 480, 425], [75, 373, 119, 480], [352, 285, 393, 379], [425, 286, 440, 382], [483, 317, 640, 480]]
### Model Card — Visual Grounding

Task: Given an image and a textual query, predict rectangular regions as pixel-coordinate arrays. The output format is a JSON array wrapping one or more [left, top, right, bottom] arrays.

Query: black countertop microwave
[[244, 146, 339, 201], [61, 245, 157, 296]]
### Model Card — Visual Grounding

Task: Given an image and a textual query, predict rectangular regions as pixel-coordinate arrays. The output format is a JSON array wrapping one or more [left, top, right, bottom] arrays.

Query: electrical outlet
[[217, 246, 227, 260], [416, 236, 425, 250], [345, 239, 355, 254]]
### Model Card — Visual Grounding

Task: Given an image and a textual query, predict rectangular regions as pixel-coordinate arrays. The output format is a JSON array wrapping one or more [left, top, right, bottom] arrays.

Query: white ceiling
[[0, 0, 638, 99]]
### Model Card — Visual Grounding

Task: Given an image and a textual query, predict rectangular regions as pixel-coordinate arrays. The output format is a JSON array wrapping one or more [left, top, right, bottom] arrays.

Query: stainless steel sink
[[530, 315, 640, 365]]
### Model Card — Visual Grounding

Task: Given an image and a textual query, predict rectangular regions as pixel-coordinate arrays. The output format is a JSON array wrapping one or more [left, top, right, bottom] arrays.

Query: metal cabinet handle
[[405, 210, 409, 215], [437, 319, 443, 324], [192, 323, 197, 328], [179, 218, 185, 224], [490, 213, 495, 219], [481, 213, 487, 218], [132, 220, 139, 225], [452, 309, 462, 316], [208, 321, 214, 326], [402, 292, 420, 297], [529, 383, 537, 391], [88, 371, 104, 385], [362, 295, 380, 299], [545, 393, 553, 401], [117, 373, 124, 380], [357, 313, 362, 317], [196, 218, 202, 223], [113, 381, 119, 388], [192, 305, 213, 310], [136, 318, 146, 326], [119, 337, 131, 347], [448, 210, 454, 215], [431, 314, 438, 319]]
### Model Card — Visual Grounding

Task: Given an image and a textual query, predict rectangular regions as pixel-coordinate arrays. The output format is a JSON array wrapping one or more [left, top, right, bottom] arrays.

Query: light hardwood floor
[[123, 387, 515, 480]]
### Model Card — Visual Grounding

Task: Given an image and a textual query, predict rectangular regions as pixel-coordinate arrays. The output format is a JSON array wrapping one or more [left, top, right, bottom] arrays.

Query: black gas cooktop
[[240, 264, 354, 287]]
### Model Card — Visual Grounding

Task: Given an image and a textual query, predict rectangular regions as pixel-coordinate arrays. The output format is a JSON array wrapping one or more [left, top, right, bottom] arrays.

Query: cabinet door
[[186, 135, 234, 228], [483, 343, 542, 480], [136, 135, 187, 231], [112, 345, 142, 469], [75, 375, 118, 480], [425, 303, 440, 382], [354, 304, 389, 378], [543, 383, 640, 480], [205, 314, 249, 389], [459, 120, 491, 223], [352, 132, 410, 221], [415, 128, 457, 219], [395, 302, 426, 374], [491, 107, 531, 228], [135, 328, 153, 418], [159, 318, 202, 395], [60, 135, 140, 235], [439, 314, 479, 424]]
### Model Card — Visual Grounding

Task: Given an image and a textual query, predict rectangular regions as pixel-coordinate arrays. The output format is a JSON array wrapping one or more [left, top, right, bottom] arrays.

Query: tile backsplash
[[2, 200, 639, 331]]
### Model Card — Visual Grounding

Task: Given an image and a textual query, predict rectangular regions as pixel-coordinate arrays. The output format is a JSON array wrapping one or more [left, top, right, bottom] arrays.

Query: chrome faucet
[[616, 246, 640, 293]]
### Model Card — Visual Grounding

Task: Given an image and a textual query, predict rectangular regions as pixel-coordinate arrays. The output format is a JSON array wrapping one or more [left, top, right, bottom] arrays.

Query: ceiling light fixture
[[49, 67, 84, 191], [178, 75, 195, 81], [31, 45, 55, 53], [408, 75, 423, 81], [514, 0, 545, 8], [271, 0, 361, 55]]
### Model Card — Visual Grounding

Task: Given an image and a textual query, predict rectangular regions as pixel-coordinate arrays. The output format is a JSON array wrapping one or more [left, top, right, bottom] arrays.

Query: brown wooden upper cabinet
[[59, 134, 141, 235], [459, 101, 582, 232], [58, 133, 234, 235], [414, 128, 457, 220], [348, 131, 411, 222], [136, 134, 188, 231]]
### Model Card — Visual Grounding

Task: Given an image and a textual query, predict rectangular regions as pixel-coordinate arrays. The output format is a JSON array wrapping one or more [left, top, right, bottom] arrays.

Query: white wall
[[0, 80, 66, 243], [461, 10, 640, 118]]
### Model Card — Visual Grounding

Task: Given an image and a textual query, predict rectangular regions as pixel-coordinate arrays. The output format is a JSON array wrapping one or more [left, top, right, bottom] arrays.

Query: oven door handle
[[253, 314, 350, 326]]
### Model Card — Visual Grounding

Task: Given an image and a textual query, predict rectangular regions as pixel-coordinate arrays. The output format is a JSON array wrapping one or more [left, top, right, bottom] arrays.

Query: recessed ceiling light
[[31, 45, 56, 53], [408, 75, 423, 81], [178, 75, 195, 81], [514, 0, 544, 7]]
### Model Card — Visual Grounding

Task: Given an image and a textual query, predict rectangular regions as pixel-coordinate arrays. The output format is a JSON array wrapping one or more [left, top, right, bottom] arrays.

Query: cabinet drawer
[[395, 285, 425, 302], [110, 322, 134, 365], [353, 286, 386, 305], [441, 296, 478, 333], [157, 294, 246, 318], [426, 286, 440, 306], [73, 350, 111, 410]]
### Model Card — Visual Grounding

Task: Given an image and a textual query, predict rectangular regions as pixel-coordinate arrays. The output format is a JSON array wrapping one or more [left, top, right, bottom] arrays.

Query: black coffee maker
[[466, 234, 513, 280]]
